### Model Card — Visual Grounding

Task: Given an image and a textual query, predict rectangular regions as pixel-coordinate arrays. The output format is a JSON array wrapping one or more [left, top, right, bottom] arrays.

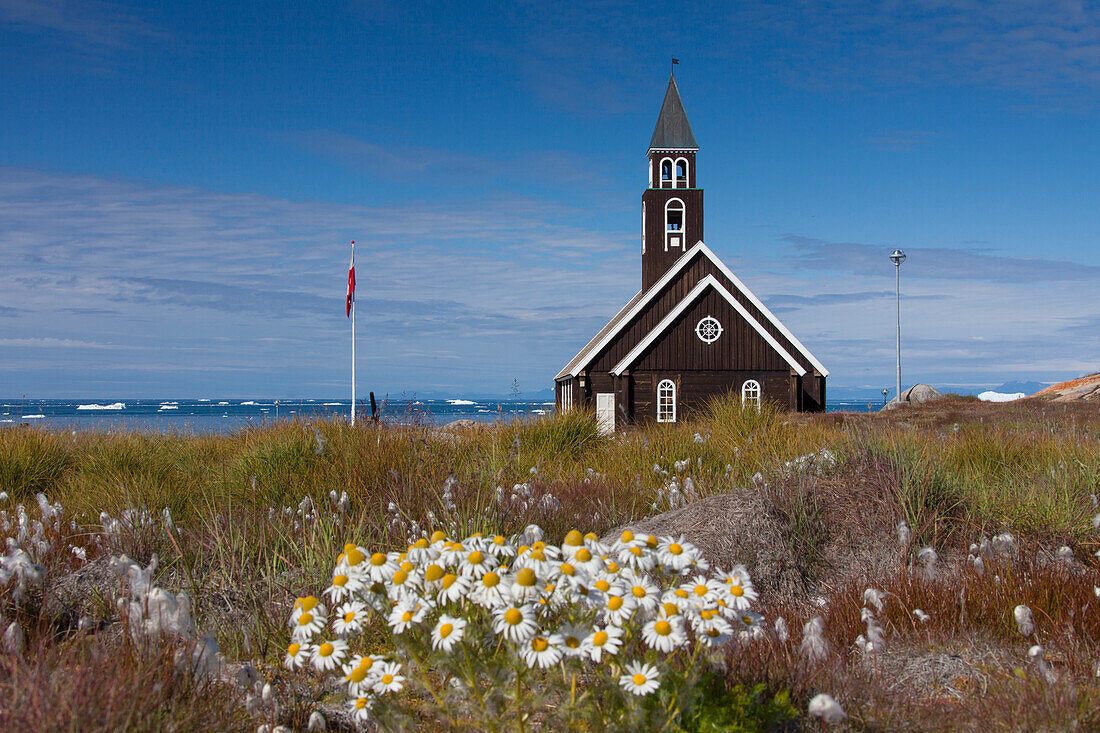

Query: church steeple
[[642, 73, 703, 290]]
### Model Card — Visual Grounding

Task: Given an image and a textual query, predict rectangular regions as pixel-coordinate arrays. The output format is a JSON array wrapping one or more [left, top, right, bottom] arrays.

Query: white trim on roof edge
[[611, 275, 807, 376], [564, 242, 829, 379]]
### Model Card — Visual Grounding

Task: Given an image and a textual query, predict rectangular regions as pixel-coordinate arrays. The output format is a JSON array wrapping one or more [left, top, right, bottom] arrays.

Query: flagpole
[[350, 240, 356, 427]]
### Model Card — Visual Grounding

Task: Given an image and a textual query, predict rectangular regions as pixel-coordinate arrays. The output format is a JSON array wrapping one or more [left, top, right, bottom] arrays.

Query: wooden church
[[555, 74, 828, 431]]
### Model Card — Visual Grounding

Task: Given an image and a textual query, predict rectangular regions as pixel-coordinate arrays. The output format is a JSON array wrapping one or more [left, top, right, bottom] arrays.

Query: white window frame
[[660, 158, 674, 188], [641, 202, 646, 254], [560, 381, 573, 412], [675, 157, 689, 187], [665, 198, 685, 251], [741, 379, 761, 411], [695, 315, 723, 344], [657, 379, 676, 423]]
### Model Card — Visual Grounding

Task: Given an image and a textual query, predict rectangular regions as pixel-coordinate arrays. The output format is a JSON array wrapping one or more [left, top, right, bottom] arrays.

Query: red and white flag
[[346, 241, 356, 317]]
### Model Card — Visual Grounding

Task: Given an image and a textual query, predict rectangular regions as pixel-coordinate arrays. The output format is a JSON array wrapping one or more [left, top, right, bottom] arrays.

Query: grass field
[[1, 394, 1098, 730]]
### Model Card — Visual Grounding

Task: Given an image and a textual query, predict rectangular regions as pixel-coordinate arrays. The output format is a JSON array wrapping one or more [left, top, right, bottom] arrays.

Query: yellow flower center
[[592, 631, 608, 646], [424, 564, 444, 582], [700, 609, 715, 620], [595, 579, 611, 592], [344, 611, 356, 623], [742, 616, 753, 626], [400, 560, 414, 573], [319, 642, 334, 657], [297, 596, 319, 612], [401, 610, 414, 623], [632, 673, 647, 686], [287, 643, 301, 656], [655, 620, 672, 636], [531, 549, 547, 562], [565, 636, 580, 648], [467, 550, 484, 566], [517, 545, 530, 555], [730, 585, 744, 597], [411, 538, 429, 550], [381, 674, 394, 685], [346, 548, 365, 566], [482, 571, 501, 588], [370, 552, 387, 567], [532, 540, 546, 551], [430, 530, 446, 542], [607, 561, 620, 573], [532, 637, 549, 652], [560, 563, 575, 576], [707, 628, 720, 637], [564, 530, 583, 546], [646, 535, 658, 548], [669, 543, 683, 555], [608, 596, 624, 611], [392, 569, 409, 585], [441, 573, 458, 589], [621, 530, 634, 543], [504, 608, 523, 625], [515, 568, 537, 587], [674, 589, 689, 599], [694, 585, 708, 596], [356, 697, 368, 710], [332, 574, 348, 587], [298, 613, 314, 626], [584, 532, 598, 541], [439, 623, 454, 638], [359, 657, 374, 671], [493, 535, 506, 546], [662, 602, 680, 617], [350, 667, 368, 683], [575, 548, 592, 562]]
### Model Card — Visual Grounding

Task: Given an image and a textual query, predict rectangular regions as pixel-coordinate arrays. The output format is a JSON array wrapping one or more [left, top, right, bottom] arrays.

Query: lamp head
[[890, 249, 907, 266]]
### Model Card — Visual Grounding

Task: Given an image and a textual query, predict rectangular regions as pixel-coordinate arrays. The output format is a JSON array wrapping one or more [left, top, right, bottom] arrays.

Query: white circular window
[[695, 316, 723, 344]]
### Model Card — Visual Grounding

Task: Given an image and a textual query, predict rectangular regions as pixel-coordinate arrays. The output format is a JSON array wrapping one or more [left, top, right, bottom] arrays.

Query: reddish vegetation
[[1032, 372, 1100, 400]]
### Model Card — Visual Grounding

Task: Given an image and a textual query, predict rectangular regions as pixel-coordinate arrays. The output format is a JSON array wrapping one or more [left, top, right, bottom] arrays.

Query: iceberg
[[322, 402, 343, 406], [159, 401, 179, 406], [217, 401, 230, 406], [21, 414, 45, 419], [240, 401, 258, 406], [77, 403, 125, 411], [978, 391, 1026, 403], [158, 405, 178, 411], [197, 398, 211, 402], [447, 399, 477, 406]]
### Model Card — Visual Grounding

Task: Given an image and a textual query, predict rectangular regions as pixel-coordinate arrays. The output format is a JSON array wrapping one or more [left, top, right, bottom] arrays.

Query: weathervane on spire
[[671, 57, 679, 76]]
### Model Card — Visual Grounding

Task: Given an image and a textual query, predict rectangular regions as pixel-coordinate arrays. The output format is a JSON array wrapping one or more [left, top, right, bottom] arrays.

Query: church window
[[657, 379, 676, 422], [675, 158, 688, 186], [666, 199, 684, 233], [741, 380, 761, 411], [695, 316, 722, 344], [660, 159, 673, 188], [560, 381, 573, 412]]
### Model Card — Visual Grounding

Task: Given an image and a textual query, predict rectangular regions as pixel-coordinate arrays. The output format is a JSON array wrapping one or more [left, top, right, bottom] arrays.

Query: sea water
[[0, 398, 874, 434]]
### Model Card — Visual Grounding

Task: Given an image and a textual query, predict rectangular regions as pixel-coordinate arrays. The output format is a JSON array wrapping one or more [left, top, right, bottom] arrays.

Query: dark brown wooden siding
[[632, 289, 787, 372], [583, 249, 817, 379], [630, 370, 791, 423], [642, 188, 703, 290]]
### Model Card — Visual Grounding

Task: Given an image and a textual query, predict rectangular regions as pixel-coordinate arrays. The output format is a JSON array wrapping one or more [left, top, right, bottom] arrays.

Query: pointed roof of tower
[[648, 75, 698, 151]]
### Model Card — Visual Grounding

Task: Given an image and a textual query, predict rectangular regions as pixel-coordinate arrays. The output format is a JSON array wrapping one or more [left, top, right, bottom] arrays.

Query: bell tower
[[642, 74, 703, 290]]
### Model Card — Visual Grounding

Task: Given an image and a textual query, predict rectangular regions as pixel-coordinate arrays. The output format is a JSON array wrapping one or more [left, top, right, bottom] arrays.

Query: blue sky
[[1, 0, 1098, 398]]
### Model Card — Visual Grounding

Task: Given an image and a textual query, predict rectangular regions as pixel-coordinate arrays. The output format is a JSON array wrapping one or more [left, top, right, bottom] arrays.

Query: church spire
[[648, 74, 698, 151]]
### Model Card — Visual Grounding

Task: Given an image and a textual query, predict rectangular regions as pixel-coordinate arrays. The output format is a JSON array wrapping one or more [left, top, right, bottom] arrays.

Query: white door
[[596, 393, 615, 435]]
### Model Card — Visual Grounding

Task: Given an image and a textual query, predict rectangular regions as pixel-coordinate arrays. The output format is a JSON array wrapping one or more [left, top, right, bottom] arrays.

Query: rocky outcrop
[[884, 383, 944, 410], [1032, 373, 1100, 403]]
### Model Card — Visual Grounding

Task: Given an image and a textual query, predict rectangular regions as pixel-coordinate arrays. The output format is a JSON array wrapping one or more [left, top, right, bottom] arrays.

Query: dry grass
[[0, 393, 1098, 729]]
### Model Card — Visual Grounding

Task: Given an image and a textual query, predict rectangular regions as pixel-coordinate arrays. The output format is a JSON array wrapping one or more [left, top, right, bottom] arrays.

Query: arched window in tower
[[664, 195, 682, 235], [675, 158, 688, 187], [660, 158, 673, 188], [741, 380, 761, 411], [657, 379, 676, 422]]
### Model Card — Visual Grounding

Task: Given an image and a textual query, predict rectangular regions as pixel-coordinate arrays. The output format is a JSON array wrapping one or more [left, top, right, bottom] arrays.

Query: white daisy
[[622, 571, 661, 614], [333, 601, 368, 635], [601, 590, 636, 625], [291, 607, 327, 640], [421, 563, 448, 590], [699, 616, 734, 647], [680, 575, 715, 605], [436, 572, 473, 605], [711, 565, 758, 609], [284, 641, 311, 670], [310, 638, 349, 671], [619, 660, 660, 696], [349, 696, 374, 723], [324, 571, 365, 603], [583, 624, 623, 662], [641, 616, 687, 653], [371, 661, 405, 694], [430, 614, 467, 653], [656, 535, 698, 572], [458, 547, 495, 577], [521, 633, 564, 668], [406, 537, 438, 565], [509, 566, 543, 603], [364, 551, 400, 583], [386, 564, 421, 599], [290, 596, 327, 624], [488, 534, 517, 558], [617, 542, 657, 572], [556, 623, 590, 658], [344, 657, 383, 696], [387, 600, 429, 634], [471, 569, 511, 608], [491, 603, 539, 643]]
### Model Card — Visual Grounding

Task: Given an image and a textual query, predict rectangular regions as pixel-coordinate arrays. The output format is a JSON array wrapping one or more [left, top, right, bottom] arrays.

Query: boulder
[[884, 383, 943, 410], [603, 490, 806, 599]]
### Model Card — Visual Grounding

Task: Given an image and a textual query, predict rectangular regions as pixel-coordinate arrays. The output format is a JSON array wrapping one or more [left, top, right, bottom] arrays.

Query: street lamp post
[[889, 249, 907, 404]]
